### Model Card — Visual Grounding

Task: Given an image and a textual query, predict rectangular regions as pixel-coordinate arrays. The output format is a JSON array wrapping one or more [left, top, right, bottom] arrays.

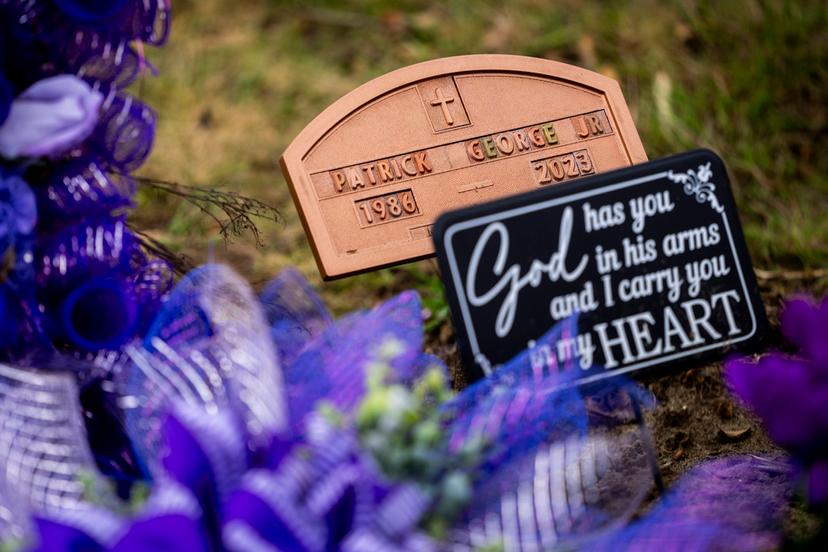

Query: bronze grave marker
[[280, 54, 647, 279]]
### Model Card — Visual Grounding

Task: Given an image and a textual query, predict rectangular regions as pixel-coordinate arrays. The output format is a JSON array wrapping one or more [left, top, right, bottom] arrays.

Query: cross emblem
[[430, 87, 456, 125]]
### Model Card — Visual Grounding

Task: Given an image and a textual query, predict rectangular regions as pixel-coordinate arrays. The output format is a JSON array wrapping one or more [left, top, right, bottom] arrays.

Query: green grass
[[134, 0, 828, 313]]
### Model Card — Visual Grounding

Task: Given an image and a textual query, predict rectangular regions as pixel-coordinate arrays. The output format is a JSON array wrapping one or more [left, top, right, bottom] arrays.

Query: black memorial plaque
[[434, 149, 768, 383]]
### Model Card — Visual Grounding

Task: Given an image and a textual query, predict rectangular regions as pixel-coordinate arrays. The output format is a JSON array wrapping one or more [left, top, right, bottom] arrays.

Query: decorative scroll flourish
[[667, 162, 724, 213]]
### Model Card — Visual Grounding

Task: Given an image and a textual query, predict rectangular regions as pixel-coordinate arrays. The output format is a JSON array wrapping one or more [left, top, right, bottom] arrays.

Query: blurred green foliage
[[353, 341, 484, 539], [136, 0, 827, 314]]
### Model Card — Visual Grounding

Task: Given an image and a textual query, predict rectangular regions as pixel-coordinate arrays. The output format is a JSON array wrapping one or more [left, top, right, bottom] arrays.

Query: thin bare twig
[[129, 225, 194, 275], [133, 176, 281, 248], [754, 267, 828, 281]]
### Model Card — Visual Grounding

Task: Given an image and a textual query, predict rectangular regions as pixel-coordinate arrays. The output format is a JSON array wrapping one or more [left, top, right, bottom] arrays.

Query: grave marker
[[281, 55, 646, 279]]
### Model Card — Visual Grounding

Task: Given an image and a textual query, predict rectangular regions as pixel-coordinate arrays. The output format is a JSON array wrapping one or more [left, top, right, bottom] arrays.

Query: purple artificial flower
[[781, 295, 828, 369], [0, 172, 37, 242], [726, 295, 828, 503], [727, 354, 828, 453], [0, 74, 103, 159]]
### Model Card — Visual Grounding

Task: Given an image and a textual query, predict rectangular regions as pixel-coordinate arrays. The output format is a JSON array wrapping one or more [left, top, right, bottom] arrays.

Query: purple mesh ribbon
[[89, 93, 156, 172], [31, 481, 209, 552], [9, 0, 170, 43], [0, 362, 109, 515], [132, 255, 173, 305], [224, 413, 437, 552], [284, 289, 432, 431], [0, 236, 52, 364], [36, 158, 135, 219], [0, 464, 32, 547], [32, 217, 171, 351], [1, 1, 169, 109], [446, 429, 655, 550], [162, 403, 247, 506], [16, 266, 671, 550], [442, 315, 586, 464], [258, 267, 333, 368], [60, 276, 141, 351], [117, 264, 287, 478], [28, 403, 235, 551], [37, 216, 136, 292], [31, 404, 436, 551], [587, 455, 791, 551], [440, 314, 657, 549]]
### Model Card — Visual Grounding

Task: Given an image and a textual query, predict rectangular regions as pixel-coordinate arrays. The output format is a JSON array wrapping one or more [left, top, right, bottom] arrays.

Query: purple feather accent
[[728, 354, 828, 455], [726, 295, 828, 457]]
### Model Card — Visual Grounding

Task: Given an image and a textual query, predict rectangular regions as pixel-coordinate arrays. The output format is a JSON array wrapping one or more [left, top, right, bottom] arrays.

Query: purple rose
[[0, 173, 37, 242], [0, 75, 103, 159]]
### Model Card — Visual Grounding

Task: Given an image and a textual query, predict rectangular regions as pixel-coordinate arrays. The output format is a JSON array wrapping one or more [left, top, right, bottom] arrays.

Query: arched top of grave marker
[[281, 54, 647, 279]]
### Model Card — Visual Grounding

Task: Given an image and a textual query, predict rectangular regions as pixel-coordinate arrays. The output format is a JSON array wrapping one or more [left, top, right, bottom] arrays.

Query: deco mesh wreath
[[0, 0, 172, 362]]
